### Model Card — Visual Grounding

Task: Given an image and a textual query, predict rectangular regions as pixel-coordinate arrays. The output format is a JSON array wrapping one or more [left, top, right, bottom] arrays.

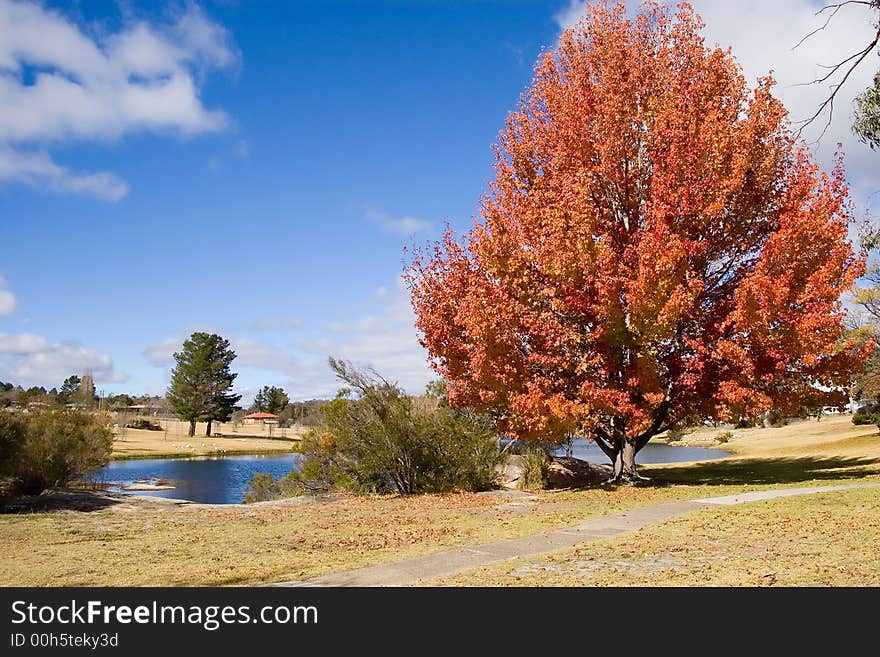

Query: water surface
[[552, 438, 729, 464], [94, 453, 302, 504], [94, 440, 727, 504]]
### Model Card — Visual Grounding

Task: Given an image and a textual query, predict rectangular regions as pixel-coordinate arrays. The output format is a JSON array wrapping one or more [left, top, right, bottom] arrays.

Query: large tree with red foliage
[[406, 1, 866, 483]]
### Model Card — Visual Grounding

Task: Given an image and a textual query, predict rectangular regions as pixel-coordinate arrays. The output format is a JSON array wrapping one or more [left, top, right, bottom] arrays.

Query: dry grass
[[1, 413, 878, 586], [111, 428, 299, 459], [429, 486, 880, 586], [0, 486, 741, 586]]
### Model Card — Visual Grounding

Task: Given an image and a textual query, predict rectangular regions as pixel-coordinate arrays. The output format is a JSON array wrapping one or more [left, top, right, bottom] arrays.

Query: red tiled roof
[[243, 412, 278, 419]]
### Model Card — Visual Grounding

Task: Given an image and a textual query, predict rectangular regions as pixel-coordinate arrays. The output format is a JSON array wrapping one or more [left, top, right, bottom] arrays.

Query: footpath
[[271, 483, 880, 586]]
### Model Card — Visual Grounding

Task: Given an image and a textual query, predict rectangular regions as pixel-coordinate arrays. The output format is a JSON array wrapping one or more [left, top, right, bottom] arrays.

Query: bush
[[0, 412, 26, 496], [715, 430, 734, 444], [852, 404, 880, 427], [243, 473, 282, 503], [244, 359, 504, 500], [0, 409, 113, 496], [517, 443, 550, 491], [125, 418, 162, 431], [764, 409, 788, 428]]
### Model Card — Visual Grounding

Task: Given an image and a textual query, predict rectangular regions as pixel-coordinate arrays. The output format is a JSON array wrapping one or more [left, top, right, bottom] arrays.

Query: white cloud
[[142, 336, 181, 366], [141, 280, 434, 401], [0, 277, 15, 317], [303, 278, 434, 395], [0, 0, 236, 201], [366, 209, 433, 235], [0, 147, 128, 201], [555, 1, 879, 208], [246, 316, 301, 331], [0, 332, 48, 354], [143, 334, 300, 376], [233, 337, 300, 376], [0, 332, 126, 386]]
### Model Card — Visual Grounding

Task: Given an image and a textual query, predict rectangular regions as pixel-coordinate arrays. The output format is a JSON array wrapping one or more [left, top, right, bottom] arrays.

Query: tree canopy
[[407, 1, 865, 483]]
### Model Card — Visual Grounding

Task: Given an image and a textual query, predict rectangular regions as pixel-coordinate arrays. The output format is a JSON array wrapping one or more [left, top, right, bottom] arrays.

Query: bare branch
[[791, 4, 845, 51], [792, 42, 877, 87], [816, 1, 874, 16], [795, 25, 880, 141]]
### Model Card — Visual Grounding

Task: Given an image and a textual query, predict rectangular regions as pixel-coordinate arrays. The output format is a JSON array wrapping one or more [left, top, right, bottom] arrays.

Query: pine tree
[[167, 333, 242, 437], [58, 375, 81, 405], [252, 386, 289, 415]]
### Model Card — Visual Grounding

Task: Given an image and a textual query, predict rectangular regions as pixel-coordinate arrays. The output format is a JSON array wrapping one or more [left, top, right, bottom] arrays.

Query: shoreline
[[110, 445, 299, 461], [110, 427, 302, 461]]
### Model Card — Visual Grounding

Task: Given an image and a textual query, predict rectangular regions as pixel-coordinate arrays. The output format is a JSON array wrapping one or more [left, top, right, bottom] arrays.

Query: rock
[[546, 457, 612, 488], [121, 483, 176, 491], [496, 455, 525, 489], [496, 454, 612, 490]]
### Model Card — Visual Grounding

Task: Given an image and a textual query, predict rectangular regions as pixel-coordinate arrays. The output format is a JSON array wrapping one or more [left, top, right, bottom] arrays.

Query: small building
[[242, 412, 279, 425]]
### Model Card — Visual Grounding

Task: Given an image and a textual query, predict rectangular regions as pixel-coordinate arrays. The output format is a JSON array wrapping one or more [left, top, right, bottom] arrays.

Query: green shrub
[[517, 443, 549, 491], [244, 359, 504, 501], [0, 412, 26, 497], [243, 472, 282, 503], [0, 409, 113, 496], [715, 430, 733, 444], [852, 404, 880, 427]]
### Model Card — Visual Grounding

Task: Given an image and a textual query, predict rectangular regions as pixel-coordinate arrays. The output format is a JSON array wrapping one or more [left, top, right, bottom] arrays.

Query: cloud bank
[[0, 0, 237, 201]]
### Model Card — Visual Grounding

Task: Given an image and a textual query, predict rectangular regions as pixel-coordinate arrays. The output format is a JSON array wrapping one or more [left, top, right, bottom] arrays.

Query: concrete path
[[271, 483, 880, 587]]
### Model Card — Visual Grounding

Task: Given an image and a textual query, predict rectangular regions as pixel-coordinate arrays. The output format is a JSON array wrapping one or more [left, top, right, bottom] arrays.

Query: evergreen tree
[[167, 332, 242, 437], [252, 386, 289, 415], [58, 375, 81, 404]]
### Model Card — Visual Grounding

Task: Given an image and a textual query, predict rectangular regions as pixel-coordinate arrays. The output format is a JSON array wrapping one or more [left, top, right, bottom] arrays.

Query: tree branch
[[592, 425, 619, 460], [794, 5, 880, 141], [790, 3, 851, 51]]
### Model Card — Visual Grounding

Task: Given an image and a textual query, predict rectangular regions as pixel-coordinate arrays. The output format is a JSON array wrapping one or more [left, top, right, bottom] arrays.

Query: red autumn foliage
[[405, 1, 866, 482]]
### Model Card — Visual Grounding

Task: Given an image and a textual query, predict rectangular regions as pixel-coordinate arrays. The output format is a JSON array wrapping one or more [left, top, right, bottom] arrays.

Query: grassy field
[[111, 428, 300, 460], [1, 414, 878, 586], [427, 486, 880, 586]]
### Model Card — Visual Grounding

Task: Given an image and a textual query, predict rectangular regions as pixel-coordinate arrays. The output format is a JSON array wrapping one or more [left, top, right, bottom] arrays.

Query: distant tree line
[[0, 377, 165, 413]]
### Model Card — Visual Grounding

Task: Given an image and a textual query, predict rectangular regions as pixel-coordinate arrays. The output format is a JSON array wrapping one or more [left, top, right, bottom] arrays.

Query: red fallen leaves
[[405, 2, 867, 465]]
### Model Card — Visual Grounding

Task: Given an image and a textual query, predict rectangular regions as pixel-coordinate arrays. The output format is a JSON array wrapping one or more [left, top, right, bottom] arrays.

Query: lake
[[550, 438, 729, 464], [93, 439, 728, 504], [93, 453, 303, 505]]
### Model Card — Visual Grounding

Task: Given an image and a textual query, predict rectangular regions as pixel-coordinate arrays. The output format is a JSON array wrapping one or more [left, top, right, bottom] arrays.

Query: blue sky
[[0, 0, 877, 402]]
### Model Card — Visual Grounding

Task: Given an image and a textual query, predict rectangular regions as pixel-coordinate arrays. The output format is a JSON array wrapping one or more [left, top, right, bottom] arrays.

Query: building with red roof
[[242, 411, 278, 425]]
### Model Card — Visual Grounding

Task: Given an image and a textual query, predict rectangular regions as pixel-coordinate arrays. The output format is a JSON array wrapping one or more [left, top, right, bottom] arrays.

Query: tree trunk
[[188, 419, 196, 437], [206, 419, 213, 437], [608, 437, 647, 485]]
